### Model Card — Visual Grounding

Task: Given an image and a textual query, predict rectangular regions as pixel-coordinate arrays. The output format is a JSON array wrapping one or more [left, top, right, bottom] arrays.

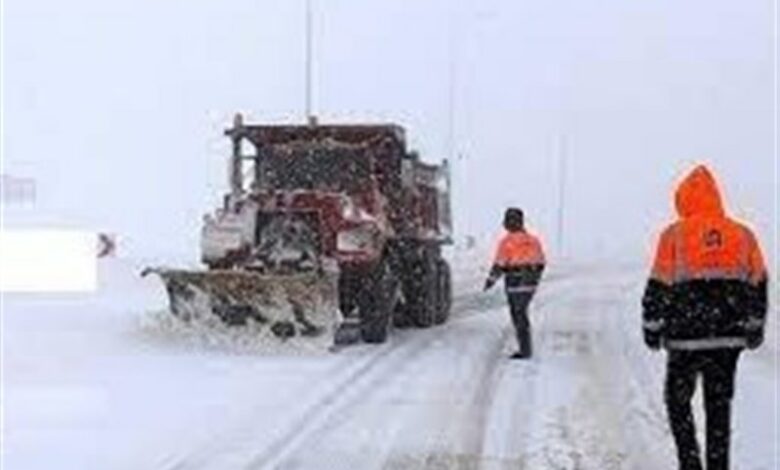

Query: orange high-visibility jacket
[[487, 230, 546, 293], [650, 166, 766, 285], [643, 165, 768, 350], [493, 231, 546, 268]]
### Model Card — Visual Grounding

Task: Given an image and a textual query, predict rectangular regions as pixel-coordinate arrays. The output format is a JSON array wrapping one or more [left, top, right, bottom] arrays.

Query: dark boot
[[509, 350, 531, 360], [516, 326, 533, 358]]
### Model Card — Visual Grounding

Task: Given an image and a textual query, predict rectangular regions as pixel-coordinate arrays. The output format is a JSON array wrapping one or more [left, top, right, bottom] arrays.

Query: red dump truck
[[145, 114, 452, 348]]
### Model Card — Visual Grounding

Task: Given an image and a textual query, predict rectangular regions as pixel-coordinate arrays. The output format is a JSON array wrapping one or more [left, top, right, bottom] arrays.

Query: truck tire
[[360, 260, 398, 343], [433, 258, 452, 324], [403, 247, 439, 328], [391, 300, 415, 328], [337, 269, 361, 319]]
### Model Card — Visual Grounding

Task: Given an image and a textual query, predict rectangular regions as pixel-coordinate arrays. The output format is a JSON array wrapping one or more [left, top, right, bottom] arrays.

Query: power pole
[[446, 4, 463, 241], [304, 0, 314, 122], [446, 15, 456, 163], [556, 135, 567, 257]]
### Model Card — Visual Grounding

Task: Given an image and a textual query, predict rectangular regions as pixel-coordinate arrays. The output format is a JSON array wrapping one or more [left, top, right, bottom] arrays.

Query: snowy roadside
[[1, 254, 776, 470]]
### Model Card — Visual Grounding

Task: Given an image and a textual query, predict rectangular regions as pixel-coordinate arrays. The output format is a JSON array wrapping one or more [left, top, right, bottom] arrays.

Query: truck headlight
[[337, 226, 376, 252]]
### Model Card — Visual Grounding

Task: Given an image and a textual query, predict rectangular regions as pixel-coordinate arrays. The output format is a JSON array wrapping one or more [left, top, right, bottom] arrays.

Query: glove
[[743, 317, 765, 350], [483, 276, 497, 291], [644, 330, 661, 351], [746, 329, 764, 350]]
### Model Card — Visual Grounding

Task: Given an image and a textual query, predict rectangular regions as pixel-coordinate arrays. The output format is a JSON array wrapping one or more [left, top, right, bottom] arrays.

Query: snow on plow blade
[[142, 268, 340, 351]]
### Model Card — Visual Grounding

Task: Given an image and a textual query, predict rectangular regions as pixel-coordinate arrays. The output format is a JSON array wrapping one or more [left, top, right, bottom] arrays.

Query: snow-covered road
[[2, 256, 776, 469]]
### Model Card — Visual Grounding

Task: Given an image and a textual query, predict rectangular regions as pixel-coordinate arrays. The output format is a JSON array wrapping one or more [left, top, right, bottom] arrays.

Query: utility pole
[[304, 0, 314, 123], [446, 14, 456, 163], [556, 135, 567, 257], [446, 4, 464, 242]]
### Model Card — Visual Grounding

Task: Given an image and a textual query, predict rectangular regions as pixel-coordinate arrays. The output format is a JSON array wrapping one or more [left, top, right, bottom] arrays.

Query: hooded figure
[[484, 207, 546, 359], [642, 165, 767, 470]]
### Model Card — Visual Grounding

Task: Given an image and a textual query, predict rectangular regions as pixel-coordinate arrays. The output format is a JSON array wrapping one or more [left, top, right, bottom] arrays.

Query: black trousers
[[664, 348, 741, 470], [507, 291, 534, 357]]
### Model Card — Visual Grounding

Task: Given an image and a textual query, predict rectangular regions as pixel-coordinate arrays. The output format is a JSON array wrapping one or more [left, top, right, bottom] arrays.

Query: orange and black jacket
[[487, 230, 546, 293], [642, 166, 768, 350]]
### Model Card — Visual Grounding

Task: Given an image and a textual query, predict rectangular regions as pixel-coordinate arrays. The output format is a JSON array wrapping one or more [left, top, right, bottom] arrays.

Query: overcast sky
[[2, 0, 776, 264]]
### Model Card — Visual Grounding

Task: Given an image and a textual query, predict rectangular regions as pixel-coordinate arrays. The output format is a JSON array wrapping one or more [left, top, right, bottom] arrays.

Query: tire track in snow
[[368, 280, 573, 469], [438, 276, 579, 465], [160, 269, 586, 470], [161, 343, 397, 470], [244, 336, 434, 469], [259, 281, 569, 469], [245, 287, 533, 470], [253, 286, 545, 469], [501, 273, 648, 469], [165, 282, 512, 470], [543, 273, 675, 470]]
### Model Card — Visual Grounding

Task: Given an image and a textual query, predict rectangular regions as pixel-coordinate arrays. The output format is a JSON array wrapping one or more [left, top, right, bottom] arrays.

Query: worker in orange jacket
[[642, 165, 768, 470], [484, 208, 546, 359]]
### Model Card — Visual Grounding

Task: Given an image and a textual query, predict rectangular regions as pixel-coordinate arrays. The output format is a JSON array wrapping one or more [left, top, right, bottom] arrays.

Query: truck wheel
[[337, 269, 360, 319], [434, 258, 452, 324], [391, 298, 415, 328], [360, 260, 398, 343], [404, 248, 439, 328], [334, 268, 364, 345]]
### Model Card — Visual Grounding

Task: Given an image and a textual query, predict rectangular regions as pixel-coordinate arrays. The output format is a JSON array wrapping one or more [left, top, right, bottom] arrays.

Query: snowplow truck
[[146, 114, 453, 348]]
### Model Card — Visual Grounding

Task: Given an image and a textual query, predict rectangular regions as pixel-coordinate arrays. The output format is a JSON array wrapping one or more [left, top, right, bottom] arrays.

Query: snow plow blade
[[142, 268, 340, 351]]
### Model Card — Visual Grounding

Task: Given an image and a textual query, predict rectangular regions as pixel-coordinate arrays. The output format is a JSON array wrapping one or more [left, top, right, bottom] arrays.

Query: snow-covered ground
[[2, 251, 777, 469]]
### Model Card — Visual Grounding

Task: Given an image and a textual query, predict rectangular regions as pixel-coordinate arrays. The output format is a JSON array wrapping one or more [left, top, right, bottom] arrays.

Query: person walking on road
[[484, 208, 546, 359], [642, 165, 768, 470]]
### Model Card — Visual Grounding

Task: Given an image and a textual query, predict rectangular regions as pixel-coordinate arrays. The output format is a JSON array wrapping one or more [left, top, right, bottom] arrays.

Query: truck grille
[[252, 211, 321, 273]]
